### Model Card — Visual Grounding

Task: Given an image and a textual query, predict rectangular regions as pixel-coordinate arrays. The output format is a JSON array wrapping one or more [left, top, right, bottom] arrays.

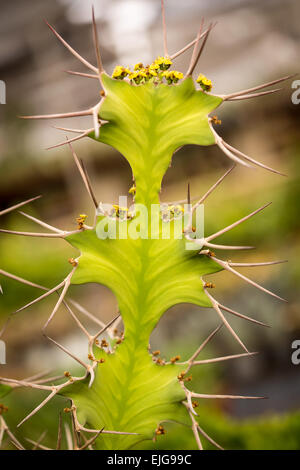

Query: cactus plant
[[0, 2, 293, 450]]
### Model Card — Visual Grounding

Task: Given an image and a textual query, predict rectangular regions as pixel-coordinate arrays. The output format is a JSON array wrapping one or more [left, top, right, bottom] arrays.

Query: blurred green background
[[0, 0, 299, 450]]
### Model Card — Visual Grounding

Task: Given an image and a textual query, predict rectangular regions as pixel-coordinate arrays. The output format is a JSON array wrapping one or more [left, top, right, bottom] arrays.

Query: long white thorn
[[228, 260, 287, 267], [14, 278, 67, 314], [193, 351, 258, 365], [206, 202, 271, 242], [19, 109, 93, 120], [0, 228, 75, 238], [222, 140, 286, 176], [0, 269, 47, 291], [0, 417, 25, 450], [213, 257, 287, 302], [91, 6, 104, 79], [161, 0, 168, 57], [185, 324, 223, 373], [79, 429, 103, 450], [64, 302, 91, 339], [170, 27, 212, 60], [218, 302, 270, 328], [43, 269, 76, 330], [53, 125, 92, 134], [186, 23, 215, 77], [197, 422, 224, 450], [46, 130, 92, 150], [205, 288, 249, 352], [205, 241, 254, 250], [25, 438, 51, 451], [191, 392, 266, 400], [45, 20, 98, 73], [65, 70, 99, 79], [0, 196, 41, 217], [68, 142, 99, 209], [18, 211, 62, 234], [92, 313, 121, 341], [189, 235, 254, 250], [186, 166, 235, 231], [221, 74, 297, 100], [0, 377, 52, 391], [227, 88, 281, 101], [195, 165, 235, 206], [69, 299, 106, 328], [17, 390, 57, 427], [45, 335, 90, 371], [186, 20, 204, 78]]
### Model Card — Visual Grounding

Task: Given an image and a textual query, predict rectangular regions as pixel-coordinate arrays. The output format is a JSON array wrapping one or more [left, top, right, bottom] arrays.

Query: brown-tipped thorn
[[221, 74, 297, 101], [18, 211, 62, 234], [186, 19, 204, 78], [17, 390, 57, 427], [204, 241, 255, 251], [191, 392, 266, 400], [185, 324, 223, 373], [92, 313, 121, 341], [19, 109, 93, 120], [161, 0, 168, 56], [228, 88, 281, 101], [218, 303, 270, 328], [13, 279, 66, 314], [186, 22, 215, 77], [197, 422, 224, 451], [46, 130, 92, 150], [170, 26, 213, 60], [53, 125, 91, 134], [44, 20, 98, 72], [0, 196, 41, 217], [229, 260, 287, 268], [78, 429, 104, 450], [196, 165, 235, 206], [65, 70, 99, 79], [206, 202, 272, 242], [205, 288, 249, 352], [0, 228, 67, 238], [25, 438, 51, 451], [213, 257, 287, 302], [91, 6, 104, 79], [42, 269, 76, 331], [44, 334, 90, 371], [193, 351, 258, 365], [222, 141, 286, 176], [68, 142, 99, 209]]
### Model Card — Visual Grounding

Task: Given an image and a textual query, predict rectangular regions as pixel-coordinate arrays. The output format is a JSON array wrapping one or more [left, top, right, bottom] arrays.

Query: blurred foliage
[[138, 409, 300, 450]]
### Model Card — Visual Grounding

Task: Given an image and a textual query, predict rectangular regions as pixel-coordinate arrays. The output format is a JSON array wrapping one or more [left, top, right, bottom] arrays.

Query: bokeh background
[[0, 0, 300, 450]]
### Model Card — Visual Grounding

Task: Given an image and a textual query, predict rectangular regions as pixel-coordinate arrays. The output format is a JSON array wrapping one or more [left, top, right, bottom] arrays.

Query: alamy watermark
[[96, 197, 204, 250], [291, 340, 300, 365], [0, 340, 6, 364], [0, 80, 6, 104], [291, 80, 300, 105]]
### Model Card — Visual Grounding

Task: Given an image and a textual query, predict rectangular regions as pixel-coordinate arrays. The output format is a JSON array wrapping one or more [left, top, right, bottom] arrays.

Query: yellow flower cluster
[[111, 57, 184, 86], [162, 71, 184, 84], [196, 73, 212, 92], [112, 65, 131, 80]]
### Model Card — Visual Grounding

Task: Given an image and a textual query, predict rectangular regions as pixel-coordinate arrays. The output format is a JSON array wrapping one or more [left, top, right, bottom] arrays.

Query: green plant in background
[[0, 2, 294, 450]]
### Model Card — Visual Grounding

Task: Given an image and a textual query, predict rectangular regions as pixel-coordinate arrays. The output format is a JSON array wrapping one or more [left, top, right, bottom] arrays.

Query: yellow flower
[[128, 185, 136, 195], [162, 70, 183, 84], [134, 62, 144, 71], [112, 65, 131, 80], [154, 56, 173, 70], [150, 62, 160, 71], [173, 71, 183, 81], [196, 73, 212, 92]]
